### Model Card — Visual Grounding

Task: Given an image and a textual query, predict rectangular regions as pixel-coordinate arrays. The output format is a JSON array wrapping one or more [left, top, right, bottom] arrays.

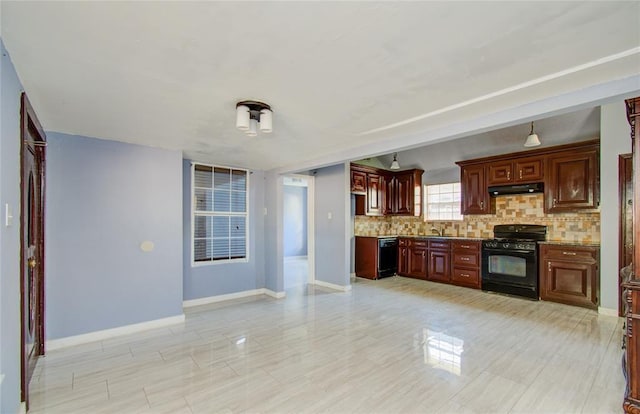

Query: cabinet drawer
[[452, 240, 480, 252], [428, 240, 450, 250], [542, 245, 597, 262], [413, 240, 428, 248], [451, 267, 480, 286], [398, 238, 410, 247], [453, 252, 479, 267]]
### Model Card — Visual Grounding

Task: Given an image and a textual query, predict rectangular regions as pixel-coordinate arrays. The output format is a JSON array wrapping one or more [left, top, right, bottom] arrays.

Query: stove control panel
[[482, 240, 537, 251]]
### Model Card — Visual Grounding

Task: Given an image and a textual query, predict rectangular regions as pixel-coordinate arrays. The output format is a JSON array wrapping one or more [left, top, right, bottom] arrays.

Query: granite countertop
[[356, 235, 484, 241], [538, 240, 600, 247]]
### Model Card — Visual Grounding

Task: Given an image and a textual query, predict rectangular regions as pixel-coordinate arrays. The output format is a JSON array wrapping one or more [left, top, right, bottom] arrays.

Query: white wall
[[600, 101, 631, 312]]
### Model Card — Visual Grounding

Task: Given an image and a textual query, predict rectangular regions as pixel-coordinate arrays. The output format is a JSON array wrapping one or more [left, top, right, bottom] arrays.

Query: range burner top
[[483, 224, 547, 252]]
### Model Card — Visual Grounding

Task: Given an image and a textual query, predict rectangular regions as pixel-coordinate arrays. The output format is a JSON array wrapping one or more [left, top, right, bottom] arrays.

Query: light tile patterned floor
[[29, 277, 624, 413]]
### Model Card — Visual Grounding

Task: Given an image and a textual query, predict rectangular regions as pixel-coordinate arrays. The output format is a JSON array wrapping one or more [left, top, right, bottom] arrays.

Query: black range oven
[[481, 224, 547, 300]]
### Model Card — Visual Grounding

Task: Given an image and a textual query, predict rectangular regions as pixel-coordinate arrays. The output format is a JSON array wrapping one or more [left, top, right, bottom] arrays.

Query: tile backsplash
[[354, 194, 600, 243]]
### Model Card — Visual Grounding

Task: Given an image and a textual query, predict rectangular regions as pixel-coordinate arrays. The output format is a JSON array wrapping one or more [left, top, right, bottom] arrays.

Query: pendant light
[[524, 122, 541, 147], [390, 153, 400, 170]]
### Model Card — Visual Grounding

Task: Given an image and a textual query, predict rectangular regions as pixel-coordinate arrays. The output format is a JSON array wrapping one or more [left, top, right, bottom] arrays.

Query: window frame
[[423, 182, 463, 222], [191, 162, 250, 266]]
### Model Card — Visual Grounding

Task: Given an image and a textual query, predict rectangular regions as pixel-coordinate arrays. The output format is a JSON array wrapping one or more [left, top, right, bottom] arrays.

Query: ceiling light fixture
[[524, 121, 541, 147], [236, 101, 272, 136], [390, 153, 400, 170]]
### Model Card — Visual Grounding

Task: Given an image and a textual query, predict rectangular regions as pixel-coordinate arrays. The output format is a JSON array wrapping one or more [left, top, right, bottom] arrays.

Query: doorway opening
[[283, 175, 314, 291]]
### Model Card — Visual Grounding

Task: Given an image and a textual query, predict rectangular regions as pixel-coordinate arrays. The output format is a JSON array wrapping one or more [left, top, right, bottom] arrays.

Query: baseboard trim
[[350, 272, 356, 281], [46, 314, 185, 351], [183, 288, 285, 308], [312, 280, 352, 292], [598, 306, 619, 317], [19, 402, 26, 414], [264, 289, 286, 299], [183, 289, 265, 308]]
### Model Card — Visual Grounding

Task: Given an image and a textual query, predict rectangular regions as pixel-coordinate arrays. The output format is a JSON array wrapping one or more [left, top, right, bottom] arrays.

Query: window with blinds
[[192, 164, 248, 263]]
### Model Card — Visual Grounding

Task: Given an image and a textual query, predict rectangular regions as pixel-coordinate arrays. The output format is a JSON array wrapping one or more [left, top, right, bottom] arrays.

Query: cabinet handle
[[460, 245, 470, 249], [562, 251, 577, 256], [548, 262, 551, 272], [519, 170, 523, 179], [422, 252, 425, 257], [553, 198, 557, 207], [461, 257, 470, 261], [480, 201, 484, 209], [507, 171, 510, 180], [460, 273, 470, 277]]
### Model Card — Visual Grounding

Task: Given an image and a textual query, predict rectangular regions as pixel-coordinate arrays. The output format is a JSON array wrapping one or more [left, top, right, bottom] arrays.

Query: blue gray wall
[[314, 164, 350, 287], [45, 133, 184, 339], [283, 185, 307, 257], [182, 160, 266, 300], [600, 102, 631, 312], [0, 39, 25, 414], [263, 172, 283, 293]]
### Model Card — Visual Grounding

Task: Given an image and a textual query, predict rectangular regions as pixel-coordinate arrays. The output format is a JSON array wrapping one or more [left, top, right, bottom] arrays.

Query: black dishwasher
[[378, 237, 398, 278]]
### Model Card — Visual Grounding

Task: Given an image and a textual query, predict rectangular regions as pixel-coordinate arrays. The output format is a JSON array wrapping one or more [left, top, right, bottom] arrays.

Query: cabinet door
[[397, 246, 409, 276], [384, 175, 396, 215], [351, 170, 367, 194], [366, 173, 384, 216], [487, 161, 513, 185], [394, 173, 414, 215], [408, 248, 428, 279], [540, 259, 598, 309], [460, 165, 490, 215], [515, 156, 544, 183], [428, 250, 450, 282], [545, 150, 598, 212]]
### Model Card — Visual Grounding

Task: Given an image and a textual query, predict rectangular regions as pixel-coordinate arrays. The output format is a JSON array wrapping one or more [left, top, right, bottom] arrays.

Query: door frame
[[282, 174, 315, 285], [619, 153, 633, 317], [20, 92, 46, 406]]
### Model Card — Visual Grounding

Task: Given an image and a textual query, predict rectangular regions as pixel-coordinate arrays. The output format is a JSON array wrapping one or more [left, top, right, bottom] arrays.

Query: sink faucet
[[430, 227, 443, 236]]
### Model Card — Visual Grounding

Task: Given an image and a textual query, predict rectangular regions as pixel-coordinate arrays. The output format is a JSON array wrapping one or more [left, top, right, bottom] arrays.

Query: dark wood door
[[350, 170, 366, 194], [394, 172, 413, 215], [540, 259, 597, 309], [545, 150, 598, 212], [408, 248, 427, 279], [384, 175, 395, 215], [620, 153, 633, 316], [398, 246, 409, 275], [428, 250, 450, 282], [20, 93, 46, 408], [515, 156, 544, 183], [461, 165, 490, 214], [366, 173, 383, 216], [487, 160, 513, 185]]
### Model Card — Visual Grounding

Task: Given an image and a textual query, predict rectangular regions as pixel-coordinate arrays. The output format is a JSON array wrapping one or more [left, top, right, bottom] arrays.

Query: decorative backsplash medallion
[[354, 194, 600, 243]]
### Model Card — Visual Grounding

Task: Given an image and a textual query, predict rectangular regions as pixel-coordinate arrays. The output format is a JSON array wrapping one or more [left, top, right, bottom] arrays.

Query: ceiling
[[2, 2, 639, 172]]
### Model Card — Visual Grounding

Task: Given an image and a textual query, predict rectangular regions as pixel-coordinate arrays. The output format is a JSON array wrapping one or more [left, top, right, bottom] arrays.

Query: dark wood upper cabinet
[[366, 173, 384, 216], [350, 169, 367, 194], [487, 156, 544, 186], [460, 164, 491, 215], [515, 156, 544, 182], [458, 140, 598, 215], [545, 148, 599, 213], [351, 164, 423, 217]]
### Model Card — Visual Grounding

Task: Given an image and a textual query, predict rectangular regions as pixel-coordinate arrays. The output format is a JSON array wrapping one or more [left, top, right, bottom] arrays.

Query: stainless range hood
[[488, 182, 543, 196]]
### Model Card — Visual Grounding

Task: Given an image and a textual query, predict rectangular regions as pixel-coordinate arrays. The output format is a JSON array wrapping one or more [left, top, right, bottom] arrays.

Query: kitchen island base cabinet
[[539, 244, 599, 309]]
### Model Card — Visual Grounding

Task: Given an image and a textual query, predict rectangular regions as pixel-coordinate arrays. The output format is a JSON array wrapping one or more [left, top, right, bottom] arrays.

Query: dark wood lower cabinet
[[408, 248, 428, 279], [428, 249, 450, 283], [539, 244, 599, 309], [624, 281, 640, 413]]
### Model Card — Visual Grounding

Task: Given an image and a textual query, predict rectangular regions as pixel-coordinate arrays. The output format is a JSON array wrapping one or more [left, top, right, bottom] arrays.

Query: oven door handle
[[482, 248, 536, 255]]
